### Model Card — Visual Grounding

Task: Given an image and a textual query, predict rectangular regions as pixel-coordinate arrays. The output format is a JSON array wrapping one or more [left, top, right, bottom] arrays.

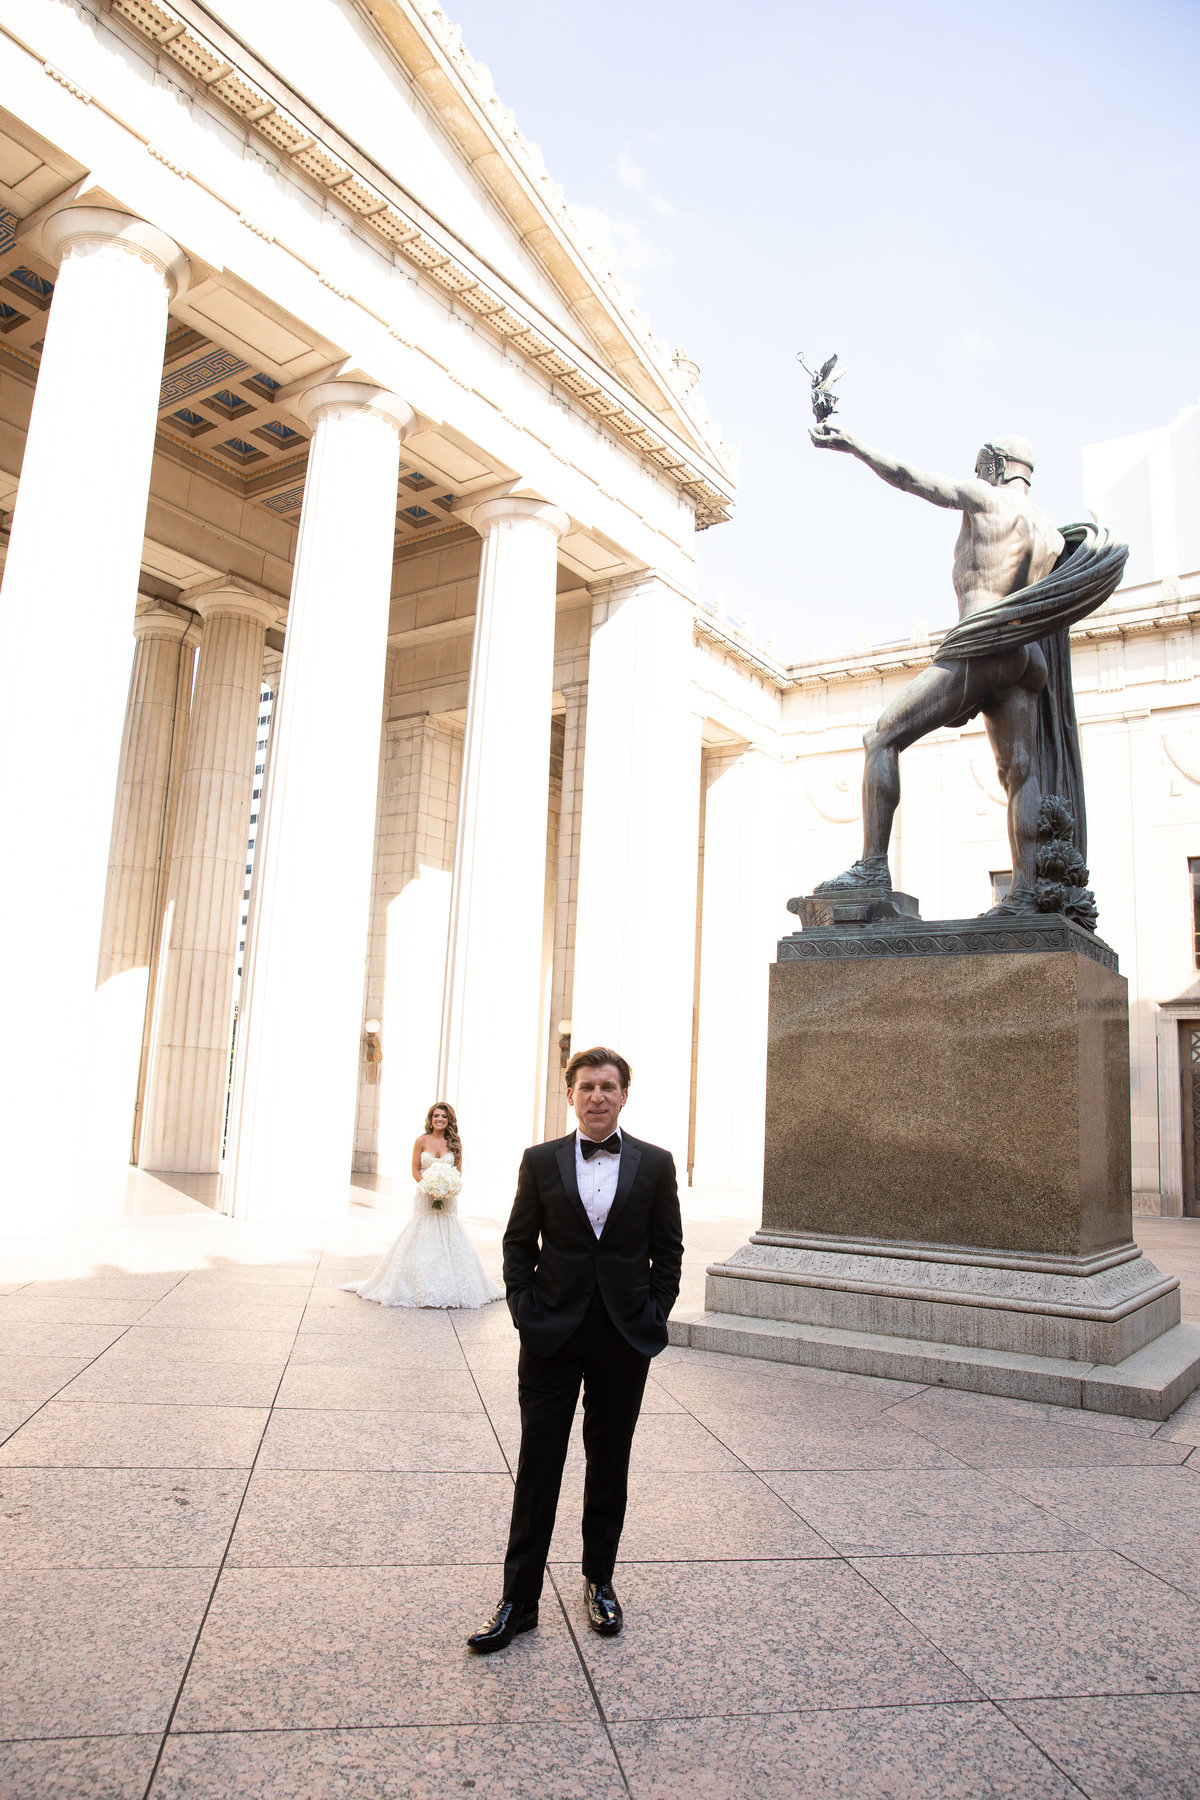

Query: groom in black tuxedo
[[467, 1045, 683, 1651]]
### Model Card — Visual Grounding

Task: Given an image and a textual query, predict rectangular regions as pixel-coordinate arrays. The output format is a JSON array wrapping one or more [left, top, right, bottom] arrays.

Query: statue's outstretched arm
[[811, 427, 987, 512]]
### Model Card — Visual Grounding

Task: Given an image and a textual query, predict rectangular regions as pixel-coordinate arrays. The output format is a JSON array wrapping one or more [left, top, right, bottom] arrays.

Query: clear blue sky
[[447, 0, 1200, 655]]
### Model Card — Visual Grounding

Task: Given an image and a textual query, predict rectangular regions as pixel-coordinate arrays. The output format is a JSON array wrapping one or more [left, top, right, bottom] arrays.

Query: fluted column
[[355, 711, 463, 1182], [544, 682, 588, 1137], [439, 496, 569, 1211], [571, 574, 703, 1162], [81, 604, 198, 1168], [141, 585, 277, 1173], [0, 207, 189, 1234], [690, 746, 782, 1197], [225, 383, 413, 1222]]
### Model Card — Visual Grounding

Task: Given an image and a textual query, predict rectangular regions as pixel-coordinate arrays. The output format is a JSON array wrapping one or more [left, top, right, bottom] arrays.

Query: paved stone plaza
[[2, 1193, 1200, 1799]]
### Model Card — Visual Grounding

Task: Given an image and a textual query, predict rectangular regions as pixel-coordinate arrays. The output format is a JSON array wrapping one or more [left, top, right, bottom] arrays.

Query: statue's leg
[[861, 662, 974, 861], [982, 647, 1048, 893]]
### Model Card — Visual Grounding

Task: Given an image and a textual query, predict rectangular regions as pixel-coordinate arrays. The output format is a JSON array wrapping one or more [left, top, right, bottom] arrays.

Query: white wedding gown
[[342, 1151, 504, 1309]]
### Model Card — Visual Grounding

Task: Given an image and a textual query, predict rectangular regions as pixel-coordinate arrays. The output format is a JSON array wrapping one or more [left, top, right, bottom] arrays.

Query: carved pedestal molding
[[438, 495, 569, 1209], [141, 585, 278, 1174], [0, 207, 190, 1234], [85, 605, 198, 1169], [225, 384, 414, 1222]]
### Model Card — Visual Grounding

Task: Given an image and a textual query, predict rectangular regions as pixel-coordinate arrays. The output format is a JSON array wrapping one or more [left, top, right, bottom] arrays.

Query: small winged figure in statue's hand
[[797, 351, 844, 431]]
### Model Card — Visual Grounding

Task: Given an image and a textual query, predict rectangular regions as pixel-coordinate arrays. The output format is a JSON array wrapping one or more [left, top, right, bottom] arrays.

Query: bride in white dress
[[343, 1101, 503, 1309]]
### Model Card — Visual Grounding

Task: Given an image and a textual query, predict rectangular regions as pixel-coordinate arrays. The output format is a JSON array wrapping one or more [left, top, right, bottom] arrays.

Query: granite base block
[[704, 1238, 1180, 1364], [665, 1314, 1200, 1421]]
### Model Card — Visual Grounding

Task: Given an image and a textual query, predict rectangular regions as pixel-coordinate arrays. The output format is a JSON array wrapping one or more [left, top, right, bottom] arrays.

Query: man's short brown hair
[[565, 1045, 632, 1092]]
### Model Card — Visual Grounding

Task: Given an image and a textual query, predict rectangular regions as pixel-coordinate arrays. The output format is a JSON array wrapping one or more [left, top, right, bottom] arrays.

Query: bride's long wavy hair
[[424, 1100, 461, 1162]]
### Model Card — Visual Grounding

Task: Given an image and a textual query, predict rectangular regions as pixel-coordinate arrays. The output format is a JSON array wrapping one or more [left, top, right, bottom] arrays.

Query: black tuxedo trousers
[[501, 1132, 683, 1602]]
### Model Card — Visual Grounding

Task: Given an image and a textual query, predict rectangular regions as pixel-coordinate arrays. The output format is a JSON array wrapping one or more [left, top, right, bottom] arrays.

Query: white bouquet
[[421, 1163, 462, 1211]]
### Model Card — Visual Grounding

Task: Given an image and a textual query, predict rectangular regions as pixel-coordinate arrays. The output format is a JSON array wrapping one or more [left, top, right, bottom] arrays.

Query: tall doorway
[[1180, 1021, 1200, 1216]]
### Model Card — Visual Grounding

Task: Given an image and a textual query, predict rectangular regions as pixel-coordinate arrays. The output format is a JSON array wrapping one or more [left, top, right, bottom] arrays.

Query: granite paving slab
[[151, 1721, 627, 1798], [135, 1299, 307, 1332], [0, 1401, 268, 1469], [173, 1564, 595, 1730], [274, 1363, 483, 1412], [286, 1332, 470, 1369], [697, 1415, 966, 1470], [56, 1359, 284, 1407], [1156, 1382, 1200, 1447], [0, 1356, 91, 1402], [299, 1292, 461, 1333], [653, 1346, 925, 1407], [0, 1323, 127, 1360], [227, 1469, 512, 1566], [0, 1400, 40, 1444], [986, 1465, 1200, 1595], [103, 1326, 295, 1366], [1004, 1693, 1200, 1800], [13, 1276, 184, 1299], [0, 1295, 158, 1325], [887, 1381, 1163, 1439], [877, 1400, 1193, 1468], [853, 1550, 1200, 1697], [258, 1407, 508, 1472], [549, 1469, 836, 1563], [0, 1468, 245, 1567], [0, 1567, 213, 1736], [173, 1266, 317, 1290], [764, 1469, 1095, 1556], [559, 1558, 980, 1719], [0, 1733, 160, 1800], [612, 1703, 1078, 1799]]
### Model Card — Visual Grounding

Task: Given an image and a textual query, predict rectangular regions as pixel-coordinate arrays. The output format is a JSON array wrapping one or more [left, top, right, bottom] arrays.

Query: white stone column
[[439, 496, 569, 1212], [691, 745, 783, 1198], [141, 585, 277, 1173], [571, 575, 703, 1163], [544, 682, 588, 1137], [82, 604, 197, 1170], [355, 710, 463, 1184], [225, 384, 413, 1222], [0, 207, 188, 1234]]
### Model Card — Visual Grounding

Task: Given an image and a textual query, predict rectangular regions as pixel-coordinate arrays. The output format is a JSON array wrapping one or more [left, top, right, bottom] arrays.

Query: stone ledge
[[666, 1311, 1200, 1420], [778, 912, 1118, 971]]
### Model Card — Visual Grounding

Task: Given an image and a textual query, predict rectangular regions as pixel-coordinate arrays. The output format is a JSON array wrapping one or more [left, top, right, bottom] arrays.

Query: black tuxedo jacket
[[502, 1131, 684, 1358]]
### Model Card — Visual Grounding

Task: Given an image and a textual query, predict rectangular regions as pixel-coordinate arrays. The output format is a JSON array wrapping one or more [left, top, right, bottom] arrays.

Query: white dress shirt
[[575, 1126, 622, 1238]]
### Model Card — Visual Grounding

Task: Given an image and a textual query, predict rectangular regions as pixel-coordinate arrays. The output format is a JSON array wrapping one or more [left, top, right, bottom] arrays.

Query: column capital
[[294, 381, 415, 437], [42, 206, 190, 301], [133, 600, 196, 643], [468, 496, 570, 539], [187, 579, 280, 630]]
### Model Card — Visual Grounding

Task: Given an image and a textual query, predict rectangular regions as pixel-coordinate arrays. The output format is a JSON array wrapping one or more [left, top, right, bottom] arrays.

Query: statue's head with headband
[[975, 435, 1036, 487]]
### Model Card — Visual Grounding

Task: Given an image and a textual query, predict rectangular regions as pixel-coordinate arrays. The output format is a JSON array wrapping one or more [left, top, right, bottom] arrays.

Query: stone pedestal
[[672, 916, 1200, 1419]]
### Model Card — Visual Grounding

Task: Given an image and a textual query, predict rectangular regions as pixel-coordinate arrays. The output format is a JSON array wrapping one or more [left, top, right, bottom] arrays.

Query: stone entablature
[[94, 0, 733, 526]]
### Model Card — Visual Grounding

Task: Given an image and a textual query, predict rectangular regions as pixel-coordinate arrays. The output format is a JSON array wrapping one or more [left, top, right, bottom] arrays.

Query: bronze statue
[[806, 422, 1127, 927], [797, 352, 844, 430]]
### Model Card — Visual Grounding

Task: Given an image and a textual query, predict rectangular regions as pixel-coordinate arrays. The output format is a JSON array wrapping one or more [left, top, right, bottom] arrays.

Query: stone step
[[666, 1310, 1200, 1421]]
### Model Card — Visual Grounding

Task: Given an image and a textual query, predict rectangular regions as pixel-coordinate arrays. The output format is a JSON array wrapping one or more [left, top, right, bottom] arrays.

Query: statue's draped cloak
[[935, 523, 1129, 860]]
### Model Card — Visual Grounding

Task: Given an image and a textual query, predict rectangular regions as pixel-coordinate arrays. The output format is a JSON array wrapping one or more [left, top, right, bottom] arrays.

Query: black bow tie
[[580, 1133, 621, 1160]]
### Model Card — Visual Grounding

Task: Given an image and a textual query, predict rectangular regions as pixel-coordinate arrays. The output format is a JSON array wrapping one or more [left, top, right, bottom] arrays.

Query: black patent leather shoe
[[466, 1598, 538, 1653], [585, 1580, 623, 1636]]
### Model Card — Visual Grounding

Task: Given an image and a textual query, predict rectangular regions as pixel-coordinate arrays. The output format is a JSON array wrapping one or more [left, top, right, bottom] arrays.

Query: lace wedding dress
[[342, 1151, 503, 1309]]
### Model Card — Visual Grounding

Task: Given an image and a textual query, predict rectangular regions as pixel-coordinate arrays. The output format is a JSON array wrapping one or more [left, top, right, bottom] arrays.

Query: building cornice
[[95, 0, 734, 528]]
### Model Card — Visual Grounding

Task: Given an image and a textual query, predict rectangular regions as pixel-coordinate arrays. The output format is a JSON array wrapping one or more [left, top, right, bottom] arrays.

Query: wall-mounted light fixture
[[558, 1017, 572, 1069], [364, 1018, 383, 1078]]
